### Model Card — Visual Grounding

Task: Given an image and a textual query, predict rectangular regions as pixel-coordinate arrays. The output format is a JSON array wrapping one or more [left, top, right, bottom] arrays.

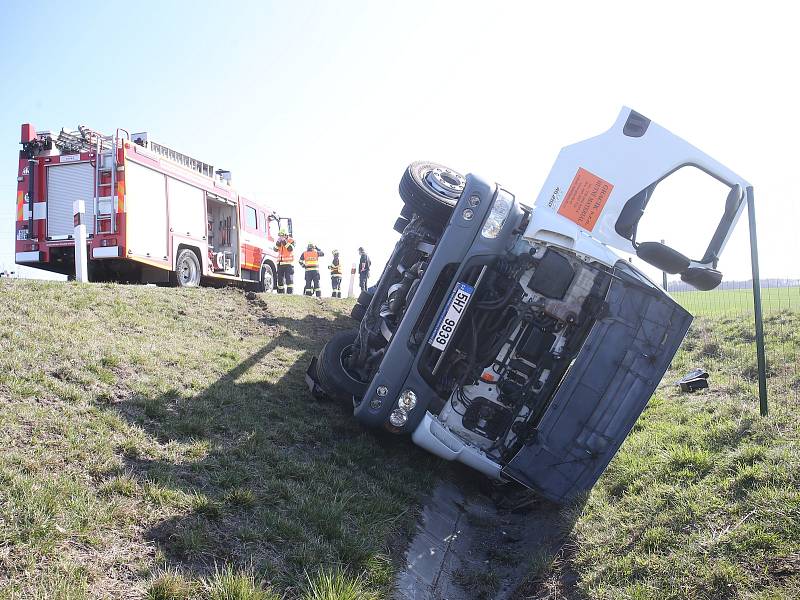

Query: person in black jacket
[[358, 247, 371, 292]]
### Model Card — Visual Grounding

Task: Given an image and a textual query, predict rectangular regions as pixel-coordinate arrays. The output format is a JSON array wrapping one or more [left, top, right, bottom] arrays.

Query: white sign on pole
[[73, 199, 88, 283], [347, 264, 356, 298]]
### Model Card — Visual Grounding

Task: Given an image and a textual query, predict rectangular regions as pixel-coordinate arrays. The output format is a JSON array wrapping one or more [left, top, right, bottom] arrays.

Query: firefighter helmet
[[279, 228, 288, 236]]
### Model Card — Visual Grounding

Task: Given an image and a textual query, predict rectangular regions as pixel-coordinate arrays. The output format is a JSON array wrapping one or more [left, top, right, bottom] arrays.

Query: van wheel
[[175, 249, 201, 287], [350, 303, 367, 322], [399, 161, 466, 228], [258, 264, 275, 293], [317, 329, 368, 402]]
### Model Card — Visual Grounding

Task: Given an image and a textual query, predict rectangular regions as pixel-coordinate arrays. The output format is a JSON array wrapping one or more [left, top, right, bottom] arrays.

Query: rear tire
[[357, 290, 374, 306], [350, 303, 367, 322], [175, 249, 201, 288], [317, 329, 369, 402], [399, 161, 466, 228]]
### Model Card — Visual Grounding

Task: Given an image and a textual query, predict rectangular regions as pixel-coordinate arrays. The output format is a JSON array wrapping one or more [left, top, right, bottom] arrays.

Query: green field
[[1, 280, 798, 599], [671, 286, 800, 317]]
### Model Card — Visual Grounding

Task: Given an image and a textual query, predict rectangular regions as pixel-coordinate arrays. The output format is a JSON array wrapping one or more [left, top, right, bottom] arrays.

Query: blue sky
[[1, 1, 798, 283]]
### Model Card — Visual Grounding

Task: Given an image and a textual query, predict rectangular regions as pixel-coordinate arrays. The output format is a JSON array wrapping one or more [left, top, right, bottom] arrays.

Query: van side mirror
[[680, 267, 723, 291], [636, 241, 691, 274]]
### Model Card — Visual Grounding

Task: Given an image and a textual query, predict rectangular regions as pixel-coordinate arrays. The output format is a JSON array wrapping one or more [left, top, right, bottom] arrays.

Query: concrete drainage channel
[[393, 475, 571, 600]]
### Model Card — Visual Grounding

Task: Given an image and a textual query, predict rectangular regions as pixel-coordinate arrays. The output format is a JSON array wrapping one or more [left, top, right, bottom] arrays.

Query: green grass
[[524, 311, 800, 599], [671, 286, 800, 317], [0, 280, 442, 598], [3, 279, 798, 599]]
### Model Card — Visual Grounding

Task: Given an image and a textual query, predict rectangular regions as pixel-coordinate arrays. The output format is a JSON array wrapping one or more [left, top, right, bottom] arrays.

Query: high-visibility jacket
[[328, 257, 342, 276], [274, 236, 295, 265], [299, 248, 323, 270]]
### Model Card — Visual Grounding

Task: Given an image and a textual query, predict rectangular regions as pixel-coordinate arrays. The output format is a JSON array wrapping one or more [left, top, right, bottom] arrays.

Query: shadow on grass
[[103, 310, 443, 589]]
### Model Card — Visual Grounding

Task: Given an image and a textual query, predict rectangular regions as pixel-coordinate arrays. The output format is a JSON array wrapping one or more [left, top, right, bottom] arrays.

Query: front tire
[[175, 249, 201, 288], [399, 161, 466, 228]]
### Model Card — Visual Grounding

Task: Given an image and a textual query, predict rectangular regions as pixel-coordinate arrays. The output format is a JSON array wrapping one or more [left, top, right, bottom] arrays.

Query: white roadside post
[[347, 264, 356, 298], [73, 199, 88, 283]]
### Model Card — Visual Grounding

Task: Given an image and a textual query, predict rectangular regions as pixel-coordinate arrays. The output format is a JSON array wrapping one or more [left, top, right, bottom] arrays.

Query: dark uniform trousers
[[304, 270, 321, 297], [331, 276, 342, 298], [277, 264, 294, 294]]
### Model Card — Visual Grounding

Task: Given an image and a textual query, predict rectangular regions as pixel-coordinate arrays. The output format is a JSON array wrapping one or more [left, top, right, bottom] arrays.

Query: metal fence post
[[746, 187, 768, 416]]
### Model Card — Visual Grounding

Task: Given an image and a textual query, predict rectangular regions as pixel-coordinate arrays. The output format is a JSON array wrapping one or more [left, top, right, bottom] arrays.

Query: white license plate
[[429, 282, 474, 351]]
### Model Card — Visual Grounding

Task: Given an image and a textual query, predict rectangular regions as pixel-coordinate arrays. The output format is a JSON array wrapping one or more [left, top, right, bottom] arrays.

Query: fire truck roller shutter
[[47, 163, 96, 238], [125, 161, 168, 261]]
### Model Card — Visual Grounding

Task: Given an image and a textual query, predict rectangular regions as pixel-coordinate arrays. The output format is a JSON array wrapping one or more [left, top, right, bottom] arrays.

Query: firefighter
[[273, 228, 295, 294], [328, 249, 343, 298], [299, 243, 324, 297], [358, 247, 371, 292]]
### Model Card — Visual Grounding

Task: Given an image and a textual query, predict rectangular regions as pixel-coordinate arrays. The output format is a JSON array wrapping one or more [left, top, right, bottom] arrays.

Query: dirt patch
[[394, 476, 576, 600]]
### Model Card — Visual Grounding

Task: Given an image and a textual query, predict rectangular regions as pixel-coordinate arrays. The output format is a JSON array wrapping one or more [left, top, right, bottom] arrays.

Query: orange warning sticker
[[557, 168, 613, 231]]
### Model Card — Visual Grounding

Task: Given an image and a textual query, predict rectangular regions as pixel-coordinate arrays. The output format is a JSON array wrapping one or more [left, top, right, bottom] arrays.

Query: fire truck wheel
[[399, 161, 466, 227], [317, 329, 368, 401], [259, 264, 275, 293], [175, 249, 201, 287]]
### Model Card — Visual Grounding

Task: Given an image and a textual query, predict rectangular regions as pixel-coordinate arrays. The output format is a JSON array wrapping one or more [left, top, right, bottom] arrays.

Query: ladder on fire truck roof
[[55, 126, 114, 154], [57, 126, 216, 178], [144, 140, 215, 178]]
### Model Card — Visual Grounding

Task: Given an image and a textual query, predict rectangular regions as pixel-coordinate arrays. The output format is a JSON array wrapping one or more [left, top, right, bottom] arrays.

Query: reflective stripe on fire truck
[[16, 191, 24, 220], [117, 180, 125, 213]]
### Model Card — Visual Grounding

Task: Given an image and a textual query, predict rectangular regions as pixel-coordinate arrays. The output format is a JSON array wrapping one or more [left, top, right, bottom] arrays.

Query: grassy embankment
[[0, 280, 442, 599], [2, 280, 798, 599]]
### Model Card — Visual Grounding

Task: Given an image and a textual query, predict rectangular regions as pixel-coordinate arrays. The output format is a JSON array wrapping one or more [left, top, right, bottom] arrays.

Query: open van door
[[529, 107, 752, 290]]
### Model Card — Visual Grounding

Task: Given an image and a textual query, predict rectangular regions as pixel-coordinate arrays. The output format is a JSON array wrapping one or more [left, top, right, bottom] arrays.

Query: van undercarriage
[[313, 108, 753, 501]]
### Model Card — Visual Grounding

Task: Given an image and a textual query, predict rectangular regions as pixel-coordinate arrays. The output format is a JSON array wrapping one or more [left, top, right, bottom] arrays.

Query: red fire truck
[[14, 124, 290, 290]]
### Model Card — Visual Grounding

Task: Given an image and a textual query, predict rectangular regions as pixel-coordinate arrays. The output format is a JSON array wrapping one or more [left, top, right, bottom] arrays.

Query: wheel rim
[[338, 344, 366, 386], [262, 267, 273, 292], [423, 166, 466, 199], [179, 256, 196, 285]]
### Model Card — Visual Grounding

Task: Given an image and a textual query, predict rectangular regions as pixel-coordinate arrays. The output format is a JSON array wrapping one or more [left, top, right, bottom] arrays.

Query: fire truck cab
[[14, 124, 290, 290]]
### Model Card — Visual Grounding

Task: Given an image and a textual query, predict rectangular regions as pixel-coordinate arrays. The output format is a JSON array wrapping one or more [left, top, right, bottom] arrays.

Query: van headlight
[[481, 189, 514, 239], [398, 389, 417, 411], [389, 409, 408, 427]]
